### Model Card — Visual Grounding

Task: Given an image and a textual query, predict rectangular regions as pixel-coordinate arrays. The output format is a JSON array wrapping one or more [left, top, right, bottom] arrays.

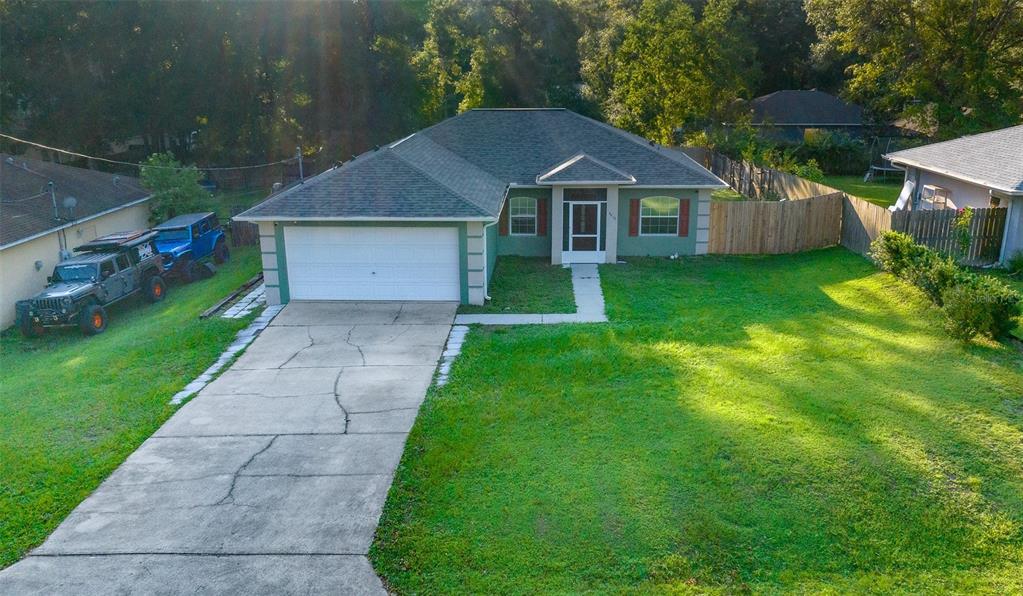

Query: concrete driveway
[[0, 301, 455, 595]]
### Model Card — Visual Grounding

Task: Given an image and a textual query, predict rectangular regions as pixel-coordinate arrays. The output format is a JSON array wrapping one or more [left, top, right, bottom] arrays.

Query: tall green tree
[[806, 0, 1023, 136], [583, 0, 756, 143]]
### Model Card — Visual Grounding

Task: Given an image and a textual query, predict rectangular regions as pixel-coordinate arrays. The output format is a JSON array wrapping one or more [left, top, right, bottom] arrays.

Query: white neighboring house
[[0, 155, 151, 329], [886, 125, 1023, 265]]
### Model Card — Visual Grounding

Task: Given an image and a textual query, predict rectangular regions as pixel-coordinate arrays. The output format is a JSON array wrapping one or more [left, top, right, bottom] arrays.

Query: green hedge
[[869, 231, 1022, 341]]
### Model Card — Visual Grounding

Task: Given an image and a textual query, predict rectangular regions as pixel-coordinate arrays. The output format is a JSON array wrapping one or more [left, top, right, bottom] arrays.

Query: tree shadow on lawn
[[373, 249, 1023, 594]]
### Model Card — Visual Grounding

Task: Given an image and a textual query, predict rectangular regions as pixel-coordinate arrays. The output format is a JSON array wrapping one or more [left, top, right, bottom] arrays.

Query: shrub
[[870, 232, 1022, 341], [869, 231, 928, 278], [903, 251, 969, 306], [140, 152, 212, 224], [1007, 250, 1023, 276], [942, 276, 1022, 341], [952, 208, 973, 257]]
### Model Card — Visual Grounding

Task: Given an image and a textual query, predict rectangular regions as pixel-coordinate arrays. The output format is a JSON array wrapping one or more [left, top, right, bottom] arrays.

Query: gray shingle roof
[[1, 154, 149, 248], [238, 150, 491, 220], [536, 153, 636, 184], [238, 108, 724, 221], [748, 90, 863, 126], [886, 125, 1023, 195]]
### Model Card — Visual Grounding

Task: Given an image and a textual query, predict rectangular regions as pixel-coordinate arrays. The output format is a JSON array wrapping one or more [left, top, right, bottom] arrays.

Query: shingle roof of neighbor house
[[886, 125, 1023, 196], [748, 90, 863, 126], [238, 109, 725, 221], [0, 154, 150, 248]]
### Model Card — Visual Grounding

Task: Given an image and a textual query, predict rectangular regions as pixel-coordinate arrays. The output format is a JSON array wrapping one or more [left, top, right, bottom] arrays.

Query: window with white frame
[[640, 197, 679, 235], [509, 196, 537, 235]]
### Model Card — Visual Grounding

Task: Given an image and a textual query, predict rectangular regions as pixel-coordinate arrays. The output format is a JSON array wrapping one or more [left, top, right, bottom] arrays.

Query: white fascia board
[[536, 179, 636, 186], [509, 183, 727, 190], [885, 156, 1023, 197], [233, 215, 497, 223], [0, 195, 152, 251]]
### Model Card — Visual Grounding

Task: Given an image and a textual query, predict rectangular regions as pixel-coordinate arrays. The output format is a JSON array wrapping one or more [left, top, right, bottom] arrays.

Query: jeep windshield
[[53, 263, 97, 281], [157, 227, 191, 242]]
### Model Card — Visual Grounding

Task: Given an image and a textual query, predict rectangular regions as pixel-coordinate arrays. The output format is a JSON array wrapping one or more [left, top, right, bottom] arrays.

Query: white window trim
[[639, 196, 681, 236], [508, 196, 538, 236]]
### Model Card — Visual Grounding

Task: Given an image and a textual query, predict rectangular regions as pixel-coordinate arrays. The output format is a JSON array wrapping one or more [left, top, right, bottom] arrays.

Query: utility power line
[[0, 132, 305, 171]]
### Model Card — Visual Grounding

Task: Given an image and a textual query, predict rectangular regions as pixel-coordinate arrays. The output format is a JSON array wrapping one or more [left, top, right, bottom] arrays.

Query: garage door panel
[[284, 226, 460, 301]]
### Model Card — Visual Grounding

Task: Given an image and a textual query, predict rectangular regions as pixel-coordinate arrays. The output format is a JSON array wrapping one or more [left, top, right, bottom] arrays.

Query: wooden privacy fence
[[840, 195, 1007, 264], [709, 193, 843, 254], [683, 147, 840, 200], [227, 220, 260, 247]]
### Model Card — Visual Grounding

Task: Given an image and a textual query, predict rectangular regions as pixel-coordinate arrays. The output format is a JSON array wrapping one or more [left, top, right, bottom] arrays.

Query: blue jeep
[[153, 212, 230, 282]]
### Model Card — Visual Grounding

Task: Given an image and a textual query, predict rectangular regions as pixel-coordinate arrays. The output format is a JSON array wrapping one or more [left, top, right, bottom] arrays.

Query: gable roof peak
[[536, 153, 636, 185]]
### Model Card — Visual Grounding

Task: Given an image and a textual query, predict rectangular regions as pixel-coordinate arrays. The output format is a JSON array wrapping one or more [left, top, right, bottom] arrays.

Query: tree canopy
[[1, 0, 1019, 169]]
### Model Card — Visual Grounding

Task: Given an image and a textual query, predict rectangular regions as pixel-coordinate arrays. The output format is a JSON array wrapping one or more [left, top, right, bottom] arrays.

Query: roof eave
[[885, 155, 1023, 197], [233, 215, 497, 223], [535, 178, 636, 186], [0, 195, 152, 251]]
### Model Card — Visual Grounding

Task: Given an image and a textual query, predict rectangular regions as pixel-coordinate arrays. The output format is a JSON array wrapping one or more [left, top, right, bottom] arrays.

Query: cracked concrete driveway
[[0, 301, 455, 595]]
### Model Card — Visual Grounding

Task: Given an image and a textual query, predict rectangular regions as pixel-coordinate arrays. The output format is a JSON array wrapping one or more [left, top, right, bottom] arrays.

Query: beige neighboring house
[[0, 154, 151, 329], [886, 125, 1023, 264]]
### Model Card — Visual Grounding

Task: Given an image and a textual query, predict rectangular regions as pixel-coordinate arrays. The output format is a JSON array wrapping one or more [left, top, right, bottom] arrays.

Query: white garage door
[[284, 226, 460, 301]]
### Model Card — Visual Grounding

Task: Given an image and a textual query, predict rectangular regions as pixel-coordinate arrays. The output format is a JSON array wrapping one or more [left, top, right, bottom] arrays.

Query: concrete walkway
[[454, 263, 607, 325], [0, 301, 455, 595]]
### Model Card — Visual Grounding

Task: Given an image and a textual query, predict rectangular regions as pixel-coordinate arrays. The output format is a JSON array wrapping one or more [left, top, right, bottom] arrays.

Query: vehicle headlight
[[61, 296, 73, 306]]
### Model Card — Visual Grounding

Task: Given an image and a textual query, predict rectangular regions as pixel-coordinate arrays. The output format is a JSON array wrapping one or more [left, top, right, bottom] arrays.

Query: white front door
[[284, 226, 461, 301], [563, 202, 605, 264]]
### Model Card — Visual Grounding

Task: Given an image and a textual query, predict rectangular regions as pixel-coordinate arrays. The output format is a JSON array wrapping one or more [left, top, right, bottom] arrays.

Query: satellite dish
[[63, 196, 78, 210]]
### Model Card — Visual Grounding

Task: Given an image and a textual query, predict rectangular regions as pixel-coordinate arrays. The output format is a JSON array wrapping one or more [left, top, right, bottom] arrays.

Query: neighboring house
[[739, 90, 865, 143], [886, 125, 1023, 264], [0, 155, 151, 328], [236, 108, 726, 306]]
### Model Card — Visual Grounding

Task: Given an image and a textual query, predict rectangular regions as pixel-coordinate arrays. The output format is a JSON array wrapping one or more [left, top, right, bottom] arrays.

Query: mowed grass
[[822, 175, 903, 207], [458, 256, 575, 314], [0, 246, 260, 568], [372, 248, 1023, 594]]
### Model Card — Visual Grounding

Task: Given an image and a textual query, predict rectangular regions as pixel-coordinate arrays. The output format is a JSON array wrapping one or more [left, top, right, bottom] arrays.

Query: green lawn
[[458, 256, 575, 314], [822, 175, 903, 207], [372, 248, 1023, 594], [711, 188, 746, 201], [0, 247, 261, 568]]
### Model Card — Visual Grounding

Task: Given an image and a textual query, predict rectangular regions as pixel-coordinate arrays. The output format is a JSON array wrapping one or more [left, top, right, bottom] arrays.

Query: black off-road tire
[[213, 239, 230, 264], [18, 317, 44, 338], [180, 256, 200, 284], [79, 304, 108, 336], [144, 275, 167, 302]]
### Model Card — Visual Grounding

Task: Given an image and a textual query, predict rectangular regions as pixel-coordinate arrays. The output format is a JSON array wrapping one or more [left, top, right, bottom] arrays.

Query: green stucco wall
[[496, 188, 552, 257], [616, 188, 699, 256]]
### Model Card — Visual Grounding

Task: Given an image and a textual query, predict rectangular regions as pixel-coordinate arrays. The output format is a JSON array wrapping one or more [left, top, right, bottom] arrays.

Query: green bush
[[869, 231, 928, 278], [1007, 250, 1023, 276], [942, 276, 1022, 341], [869, 232, 1022, 341], [904, 251, 969, 306]]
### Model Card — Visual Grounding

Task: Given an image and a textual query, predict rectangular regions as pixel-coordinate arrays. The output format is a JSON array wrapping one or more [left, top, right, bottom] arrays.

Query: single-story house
[[0, 155, 151, 328], [236, 108, 727, 306], [732, 90, 865, 143], [886, 124, 1023, 264]]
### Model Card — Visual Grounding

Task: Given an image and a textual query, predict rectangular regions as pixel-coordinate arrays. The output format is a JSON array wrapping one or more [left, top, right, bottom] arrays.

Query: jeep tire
[[19, 317, 44, 338], [79, 304, 108, 336], [144, 275, 167, 302], [214, 239, 230, 264], [180, 256, 200, 284]]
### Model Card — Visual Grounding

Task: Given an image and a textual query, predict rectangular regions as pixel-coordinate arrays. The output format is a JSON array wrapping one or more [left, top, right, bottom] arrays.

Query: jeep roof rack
[[75, 230, 159, 253]]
